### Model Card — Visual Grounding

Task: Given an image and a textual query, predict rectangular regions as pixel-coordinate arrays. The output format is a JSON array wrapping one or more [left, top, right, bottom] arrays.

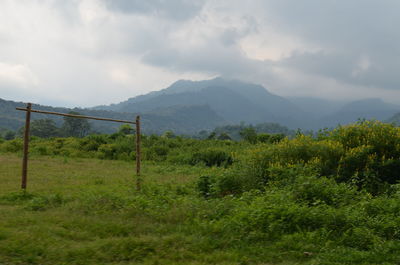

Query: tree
[[257, 133, 271, 143], [30, 119, 60, 138], [61, 112, 91, 137], [239, 127, 257, 144], [4, 130, 15, 140], [162, 130, 175, 138], [197, 130, 209, 140], [118, 124, 134, 135], [207, 132, 216, 140], [217, 132, 232, 140]]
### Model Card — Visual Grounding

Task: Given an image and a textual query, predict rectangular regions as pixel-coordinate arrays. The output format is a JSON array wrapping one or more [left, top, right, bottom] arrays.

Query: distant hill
[[287, 97, 346, 119], [95, 78, 400, 130], [387, 112, 400, 125], [2, 78, 399, 135], [0, 98, 224, 135], [212, 122, 295, 140], [318, 98, 400, 128], [94, 77, 308, 128]]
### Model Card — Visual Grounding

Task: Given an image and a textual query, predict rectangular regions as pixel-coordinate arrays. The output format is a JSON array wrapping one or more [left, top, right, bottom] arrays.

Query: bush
[[145, 146, 169, 161], [291, 175, 361, 207], [333, 121, 400, 194], [79, 135, 108, 152], [0, 139, 23, 153], [190, 149, 233, 167], [215, 121, 400, 196], [197, 176, 214, 198], [97, 144, 117, 160], [237, 136, 344, 191]]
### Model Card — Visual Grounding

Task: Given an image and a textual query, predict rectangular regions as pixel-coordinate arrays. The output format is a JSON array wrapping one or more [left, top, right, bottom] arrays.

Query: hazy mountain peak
[[93, 77, 274, 111], [88, 78, 400, 132], [165, 77, 254, 94]]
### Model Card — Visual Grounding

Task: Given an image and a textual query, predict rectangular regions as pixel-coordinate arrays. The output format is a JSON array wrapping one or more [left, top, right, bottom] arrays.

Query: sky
[[0, 0, 400, 107]]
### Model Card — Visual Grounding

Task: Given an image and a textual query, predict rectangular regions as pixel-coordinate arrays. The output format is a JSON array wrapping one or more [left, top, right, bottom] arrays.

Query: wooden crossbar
[[16, 107, 136, 124]]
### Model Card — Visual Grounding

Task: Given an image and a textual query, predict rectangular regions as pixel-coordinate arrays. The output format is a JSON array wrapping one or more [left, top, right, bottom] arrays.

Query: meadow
[[0, 121, 400, 264]]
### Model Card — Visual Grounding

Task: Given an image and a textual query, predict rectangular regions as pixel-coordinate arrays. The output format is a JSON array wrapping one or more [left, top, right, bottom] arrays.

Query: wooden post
[[135, 115, 141, 191], [21, 103, 32, 190]]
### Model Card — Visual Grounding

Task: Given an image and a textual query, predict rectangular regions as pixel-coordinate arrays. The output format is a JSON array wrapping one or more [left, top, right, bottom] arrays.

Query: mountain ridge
[[93, 77, 308, 128], [2, 78, 399, 134]]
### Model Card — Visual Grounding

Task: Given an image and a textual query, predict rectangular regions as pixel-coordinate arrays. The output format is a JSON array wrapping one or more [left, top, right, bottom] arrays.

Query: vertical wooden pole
[[135, 115, 141, 191], [21, 103, 32, 190]]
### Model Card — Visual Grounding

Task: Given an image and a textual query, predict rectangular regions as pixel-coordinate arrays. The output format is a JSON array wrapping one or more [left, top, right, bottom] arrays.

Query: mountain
[[287, 97, 346, 119], [319, 98, 400, 128], [94, 77, 307, 128], [0, 98, 224, 135], [2, 78, 399, 135], [386, 112, 400, 125]]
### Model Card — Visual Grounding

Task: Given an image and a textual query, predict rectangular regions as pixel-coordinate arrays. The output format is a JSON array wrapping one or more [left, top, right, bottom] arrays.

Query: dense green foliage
[[61, 112, 91, 137], [0, 130, 241, 168], [16, 114, 92, 139], [1, 120, 400, 264], [201, 121, 400, 196], [211, 122, 293, 141], [29, 119, 60, 138]]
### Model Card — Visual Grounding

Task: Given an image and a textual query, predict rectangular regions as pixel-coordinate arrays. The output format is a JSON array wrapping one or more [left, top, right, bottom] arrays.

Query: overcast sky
[[1, 0, 400, 107]]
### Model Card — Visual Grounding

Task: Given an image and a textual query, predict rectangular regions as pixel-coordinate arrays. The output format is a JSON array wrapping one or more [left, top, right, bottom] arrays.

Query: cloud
[[101, 0, 205, 21], [1, 0, 400, 107], [0, 62, 39, 88], [256, 0, 400, 90], [139, 4, 261, 76]]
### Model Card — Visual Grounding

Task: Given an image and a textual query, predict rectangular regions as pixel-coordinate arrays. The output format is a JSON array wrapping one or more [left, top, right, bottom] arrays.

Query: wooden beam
[[21, 103, 32, 190], [16, 107, 136, 124], [135, 115, 141, 191]]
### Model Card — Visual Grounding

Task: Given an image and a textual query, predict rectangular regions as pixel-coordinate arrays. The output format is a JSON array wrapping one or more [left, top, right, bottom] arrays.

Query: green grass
[[0, 153, 399, 265], [0, 154, 262, 265]]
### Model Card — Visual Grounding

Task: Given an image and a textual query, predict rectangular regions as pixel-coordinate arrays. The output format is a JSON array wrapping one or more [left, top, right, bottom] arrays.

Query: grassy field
[[1, 154, 291, 265], [0, 154, 242, 265], [1, 121, 400, 265]]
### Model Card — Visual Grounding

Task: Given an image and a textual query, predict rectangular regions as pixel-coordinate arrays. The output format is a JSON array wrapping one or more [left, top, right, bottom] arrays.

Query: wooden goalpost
[[16, 103, 142, 191]]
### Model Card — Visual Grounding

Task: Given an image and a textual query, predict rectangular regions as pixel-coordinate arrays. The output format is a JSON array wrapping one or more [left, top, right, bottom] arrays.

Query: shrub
[[197, 176, 214, 198], [0, 139, 23, 153], [79, 134, 108, 152], [31, 144, 49, 155], [216, 121, 400, 196], [333, 121, 400, 193], [257, 133, 270, 143], [97, 144, 117, 159], [190, 149, 233, 167], [291, 175, 361, 207], [239, 136, 344, 189]]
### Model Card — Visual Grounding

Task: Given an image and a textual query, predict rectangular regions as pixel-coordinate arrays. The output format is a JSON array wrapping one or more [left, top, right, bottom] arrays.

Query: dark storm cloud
[[279, 51, 400, 90], [102, 0, 205, 21], [263, 0, 400, 49], [262, 0, 400, 90]]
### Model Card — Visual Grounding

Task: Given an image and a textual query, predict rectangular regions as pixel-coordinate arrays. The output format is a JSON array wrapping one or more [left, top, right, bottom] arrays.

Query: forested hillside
[[94, 78, 400, 130], [2, 78, 400, 135], [0, 98, 224, 135]]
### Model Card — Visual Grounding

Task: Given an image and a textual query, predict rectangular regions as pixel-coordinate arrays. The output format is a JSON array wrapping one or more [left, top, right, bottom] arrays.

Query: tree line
[[0, 111, 92, 139], [1, 113, 292, 143]]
